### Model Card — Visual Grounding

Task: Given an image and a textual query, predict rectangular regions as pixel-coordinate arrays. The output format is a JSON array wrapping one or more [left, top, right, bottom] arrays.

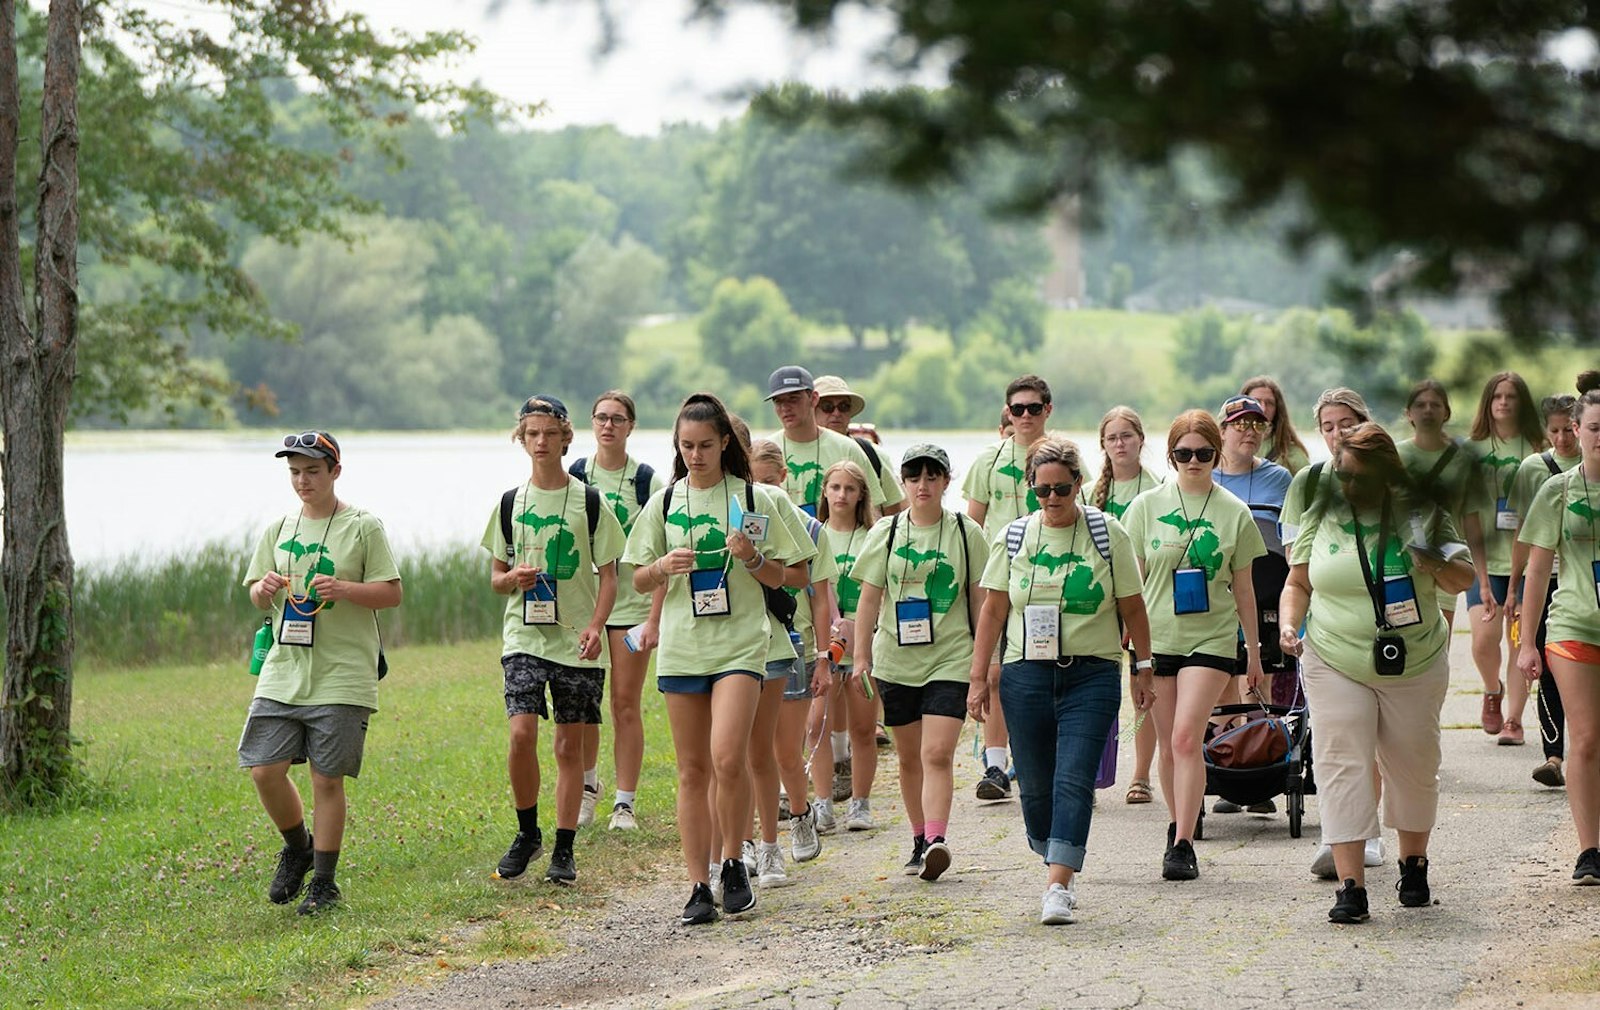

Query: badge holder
[[895, 597, 933, 646], [523, 575, 559, 626], [729, 495, 770, 543], [1495, 496, 1519, 531], [279, 596, 319, 647], [1381, 575, 1423, 629], [1592, 560, 1600, 608], [689, 567, 732, 618], [1173, 567, 1210, 615], [1022, 603, 1060, 661]]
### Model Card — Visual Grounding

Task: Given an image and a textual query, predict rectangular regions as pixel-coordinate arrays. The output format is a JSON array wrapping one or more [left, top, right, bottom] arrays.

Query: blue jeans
[[998, 657, 1121, 871]]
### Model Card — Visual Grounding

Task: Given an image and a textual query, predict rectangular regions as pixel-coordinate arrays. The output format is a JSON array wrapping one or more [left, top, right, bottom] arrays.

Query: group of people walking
[[236, 363, 1600, 930]]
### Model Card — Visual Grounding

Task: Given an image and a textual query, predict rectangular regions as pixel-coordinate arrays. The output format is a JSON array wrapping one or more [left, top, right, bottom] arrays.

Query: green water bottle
[[249, 617, 273, 676]]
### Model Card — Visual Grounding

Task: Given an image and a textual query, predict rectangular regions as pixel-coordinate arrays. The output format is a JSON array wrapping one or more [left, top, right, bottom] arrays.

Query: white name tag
[[1495, 497, 1519, 531], [1383, 575, 1423, 629], [1023, 603, 1060, 661], [895, 598, 933, 646], [279, 598, 317, 647]]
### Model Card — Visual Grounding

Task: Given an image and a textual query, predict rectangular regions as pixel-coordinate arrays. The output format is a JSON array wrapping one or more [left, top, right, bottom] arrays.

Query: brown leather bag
[[1205, 710, 1290, 769]]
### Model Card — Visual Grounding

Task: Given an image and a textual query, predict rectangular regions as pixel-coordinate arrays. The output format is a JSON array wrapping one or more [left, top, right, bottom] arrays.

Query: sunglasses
[[282, 431, 339, 463], [1030, 481, 1079, 499], [592, 412, 631, 427], [1007, 402, 1047, 417], [1225, 419, 1269, 434], [817, 399, 852, 414], [1170, 447, 1217, 464]]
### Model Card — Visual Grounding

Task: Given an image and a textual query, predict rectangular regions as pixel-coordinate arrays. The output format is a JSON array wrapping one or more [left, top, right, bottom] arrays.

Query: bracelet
[[1133, 658, 1153, 671], [743, 552, 765, 572]]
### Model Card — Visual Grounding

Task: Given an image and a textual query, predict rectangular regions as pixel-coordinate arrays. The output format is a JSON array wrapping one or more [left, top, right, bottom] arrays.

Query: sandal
[[1125, 779, 1153, 804]]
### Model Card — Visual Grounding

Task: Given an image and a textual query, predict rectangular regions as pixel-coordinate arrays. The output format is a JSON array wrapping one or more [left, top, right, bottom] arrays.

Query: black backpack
[[853, 436, 884, 478], [661, 481, 799, 630], [569, 457, 656, 509], [884, 511, 976, 637], [498, 481, 602, 563]]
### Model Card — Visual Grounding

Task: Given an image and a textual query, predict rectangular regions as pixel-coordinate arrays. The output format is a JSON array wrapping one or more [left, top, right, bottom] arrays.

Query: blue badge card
[[689, 567, 731, 617], [523, 574, 558, 626], [1382, 575, 1422, 628], [279, 596, 318, 647], [895, 597, 933, 646], [1173, 567, 1210, 615], [730, 494, 769, 543]]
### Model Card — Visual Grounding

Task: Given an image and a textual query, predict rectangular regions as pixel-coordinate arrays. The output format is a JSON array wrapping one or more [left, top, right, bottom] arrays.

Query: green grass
[[0, 641, 682, 1010]]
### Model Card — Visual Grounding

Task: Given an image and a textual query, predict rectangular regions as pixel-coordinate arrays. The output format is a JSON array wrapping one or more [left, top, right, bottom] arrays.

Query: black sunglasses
[[1030, 482, 1078, 499], [283, 431, 339, 463], [1007, 402, 1046, 417], [1171, 447, 1217, 464]]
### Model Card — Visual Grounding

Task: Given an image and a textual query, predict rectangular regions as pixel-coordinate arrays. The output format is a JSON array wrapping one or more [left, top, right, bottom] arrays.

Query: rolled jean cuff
[[1027, 833, 1086, 871]]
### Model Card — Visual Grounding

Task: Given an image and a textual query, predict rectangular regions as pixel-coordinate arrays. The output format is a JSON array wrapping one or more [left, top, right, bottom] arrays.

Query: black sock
[[312, 848, 339, 882], [555, 827, 576, 853], [280, 822, 311, 851], [517, 804, 539, 836]]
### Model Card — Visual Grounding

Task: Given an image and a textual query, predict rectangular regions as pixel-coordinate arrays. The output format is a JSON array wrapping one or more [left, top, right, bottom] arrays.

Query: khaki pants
[[1301, 642, 1449, 845]]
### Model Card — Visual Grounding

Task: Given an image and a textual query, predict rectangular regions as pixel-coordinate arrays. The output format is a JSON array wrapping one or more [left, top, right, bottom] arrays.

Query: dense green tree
[[536, 233, 666, 404], [698, 276, 804, 386]]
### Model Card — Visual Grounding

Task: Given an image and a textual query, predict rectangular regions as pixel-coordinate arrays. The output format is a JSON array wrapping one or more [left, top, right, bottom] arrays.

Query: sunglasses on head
[[1007, 401, 1046, 417], [1170, 447, 1217, 464], [1030, 480, 1079, 499], [283, 431, 339, 463], [817, 399, 851, 413]]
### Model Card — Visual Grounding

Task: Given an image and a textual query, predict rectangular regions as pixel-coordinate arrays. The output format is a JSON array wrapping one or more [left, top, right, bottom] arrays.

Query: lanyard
[[1349, 495, 1394, 631], [512, 479, 573, 566], [895, 512, 947, 600], [685, 476, 732, 570], [1024, 513, 1080, 607], [1175, 485, 1215, 568], [284, 505, 339, 612]]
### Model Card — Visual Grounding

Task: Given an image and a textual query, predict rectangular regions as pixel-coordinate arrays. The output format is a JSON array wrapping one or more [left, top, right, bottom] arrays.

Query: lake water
[[63, 428, 1183, 566]]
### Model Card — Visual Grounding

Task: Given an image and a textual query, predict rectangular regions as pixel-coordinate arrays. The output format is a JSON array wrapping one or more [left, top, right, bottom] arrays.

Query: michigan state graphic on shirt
[[603, 489, 631, 532], [786, 456, 825, 506], [834, 551, 862, 612], [893, 541, 959, 613], [667, 510, 727, 570], [1156, 511, 1224, 578], [1027, 547, 1105, 615], [280, 535, 337, 606], [1335, 518, 1411, 575], [515, 508, 581, 579], [995, 458, 1041, 512]]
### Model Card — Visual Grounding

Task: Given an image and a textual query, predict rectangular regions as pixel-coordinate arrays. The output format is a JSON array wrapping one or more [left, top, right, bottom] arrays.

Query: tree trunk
[[0, 0, 81, 803]]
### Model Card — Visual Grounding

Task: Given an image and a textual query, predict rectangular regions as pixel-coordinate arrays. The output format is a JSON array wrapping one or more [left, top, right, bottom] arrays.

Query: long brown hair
[[1468, 371, 1546, 449], [1239, 375, 1309, 468], [1090, 405, 1143, 510], [671, 393, 752, 483], [817, 460, 877, 530]]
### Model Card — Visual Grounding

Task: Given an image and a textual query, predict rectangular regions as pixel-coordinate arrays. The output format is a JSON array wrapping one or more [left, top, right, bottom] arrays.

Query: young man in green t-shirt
[[240, 431, 404, 915]]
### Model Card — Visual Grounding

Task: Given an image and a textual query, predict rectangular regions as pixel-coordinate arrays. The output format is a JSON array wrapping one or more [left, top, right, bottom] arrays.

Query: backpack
[[1004, 507, 1112, 566], [1542, 451, 1562, 476], [661, 480, 800, 630], [852, 436, 884, 478], [570, 457, 656, 510], [498, 481, 602, 563], [884, 511, 976, 636]]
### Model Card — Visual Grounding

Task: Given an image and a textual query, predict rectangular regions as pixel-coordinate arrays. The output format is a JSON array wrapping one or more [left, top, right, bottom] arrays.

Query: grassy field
[[0, 641, 682, 1010]]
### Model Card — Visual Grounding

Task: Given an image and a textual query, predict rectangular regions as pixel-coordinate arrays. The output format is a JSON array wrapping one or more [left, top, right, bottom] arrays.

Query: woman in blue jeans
[[969, 437, 1156, 924]]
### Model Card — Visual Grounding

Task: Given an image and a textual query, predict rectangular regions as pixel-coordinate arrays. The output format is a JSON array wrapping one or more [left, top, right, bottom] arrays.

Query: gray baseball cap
[[900, 443, 951, 471], [764, 365, 815, 401]]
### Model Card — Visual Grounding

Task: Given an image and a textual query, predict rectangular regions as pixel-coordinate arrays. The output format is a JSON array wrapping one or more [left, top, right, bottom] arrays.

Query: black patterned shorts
[[501, 653, 605, 724]]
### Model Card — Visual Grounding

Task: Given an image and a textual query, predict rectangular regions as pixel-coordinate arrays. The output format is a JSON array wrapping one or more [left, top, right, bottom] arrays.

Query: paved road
[[373, 634, 1598, 1010]]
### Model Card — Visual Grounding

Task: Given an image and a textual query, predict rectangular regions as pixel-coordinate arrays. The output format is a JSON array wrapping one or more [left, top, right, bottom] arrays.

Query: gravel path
[[371, 634, 1599, 1010]]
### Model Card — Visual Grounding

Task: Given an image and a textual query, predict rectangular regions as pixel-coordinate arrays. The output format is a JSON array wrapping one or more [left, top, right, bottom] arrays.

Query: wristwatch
[[1134, 657, 1153, 671]]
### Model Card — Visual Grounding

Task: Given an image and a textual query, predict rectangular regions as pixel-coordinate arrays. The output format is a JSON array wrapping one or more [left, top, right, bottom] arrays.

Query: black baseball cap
[[519, 394, 569, 420]]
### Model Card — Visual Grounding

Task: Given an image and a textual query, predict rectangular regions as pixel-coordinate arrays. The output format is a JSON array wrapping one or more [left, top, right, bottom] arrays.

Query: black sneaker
[[268, 838, 315, 904], [1329, 879, 1369, 923], [546, 847, 577, 885], [720, 857, 756, 916], [1164, 821, 1176, 858], [975, 765, 1011, 801], [1396, 856, 1430, 907], [903, 835, 928, 875], [681, 882, 718, 925], [920, 839, 951, 881], [496, 829, 543, 880], [1574, 848, 1600, 885], [1162, 838, 1199, 881], [296, 876, 341, 915]]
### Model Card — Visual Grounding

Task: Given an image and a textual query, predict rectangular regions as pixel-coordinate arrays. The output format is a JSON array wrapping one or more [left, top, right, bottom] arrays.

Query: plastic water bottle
[[250, 618, 272, 676]]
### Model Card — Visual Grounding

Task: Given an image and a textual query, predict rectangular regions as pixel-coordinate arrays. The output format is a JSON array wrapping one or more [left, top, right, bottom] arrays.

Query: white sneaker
[[813, 799, 838, 836], [1040, 880, 1077, 925], [790, 804, 822, 862], [1310, 844, 1336, 880], [577, 780, 602, 827], [608, 802, 637, 831], [845, 797, 876, 831], [709, 862, 723, 906], [757, 842, 791, 888], [741, 839, 758, 876], [1364, 837, 1384, 867]]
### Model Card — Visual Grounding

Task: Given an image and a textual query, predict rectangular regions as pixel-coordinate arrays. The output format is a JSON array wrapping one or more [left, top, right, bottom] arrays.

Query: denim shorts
[[1466, 574, 1510, 609], [783, 659, 813, 701], [657, 669, 762, 694]]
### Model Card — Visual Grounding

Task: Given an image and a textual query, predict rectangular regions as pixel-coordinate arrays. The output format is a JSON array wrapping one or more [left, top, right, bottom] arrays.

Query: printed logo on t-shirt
[[667, 510, 726, 570], [516, 507, 581, 579], [1335, 519, 1411, 576], [280, 535, 337, 607], [786, 456, 825, 506], [603, 490, 632, 532], [1483, 450, 1521, 494], [1027, 547, 1105, 615], [892, 540, 959, 614], [834, 553, 861, 612], [995, 459, 1041, 512], [1155, 511, 1223, 579]]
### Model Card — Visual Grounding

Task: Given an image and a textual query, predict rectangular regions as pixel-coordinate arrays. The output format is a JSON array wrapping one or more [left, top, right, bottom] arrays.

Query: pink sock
[[925, 819, 947, 841], [911, 822, 925, 840]]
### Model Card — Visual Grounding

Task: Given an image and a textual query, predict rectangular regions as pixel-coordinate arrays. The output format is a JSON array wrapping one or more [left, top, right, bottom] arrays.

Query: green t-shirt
[[481, 477, 628, 667], [979, 511, 1143, 663], [848, 510, 990, 687], [1291, 502, 1462, 683], [765, 500, 840, 663], [1510, 450, 1580, 516], [621, 477, 814, 679], [1123, 482, 1266, 656], [1081, 466, 1164, 521], [1468, 435, 1533, 576], [243, 506, 401, 711], [1518, 470, 1600, 646], [821, 522, 869, 669], [1398, 438, 1488, 609], [1269, 443, 1311, 476], [775, 427, 897, 512], [576, 456, 665, 627], [962, 438, 1040, 539]]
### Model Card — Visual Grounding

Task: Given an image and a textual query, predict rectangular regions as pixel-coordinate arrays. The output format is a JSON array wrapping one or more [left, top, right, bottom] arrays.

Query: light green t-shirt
[[963, 438, 1040, 539], [821, 522, 869, 669], [575, 456, 665, 627], [849, 510, 990, 687], [1123, 482, 1266, 656], [481, 477, 628, 667], [1269, 443, 1311, 476], [775, 427, 895, 513], [1292, 502, 1462, 682], [1469, 435, 1533, 576], [765, 499, 840, 664], [1510, 450, 1580, 516], [621, 477, 814, 679], [979, 511, 1143, 663], [1399, 438, 1488, 609], [1518, 470, 1600, 646], [1082, 466, 1164, 522], [244, 506, 401, 711]]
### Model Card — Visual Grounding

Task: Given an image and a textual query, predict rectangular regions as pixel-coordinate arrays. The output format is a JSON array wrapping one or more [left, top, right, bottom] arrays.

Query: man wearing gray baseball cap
[[766, 365, 894, 520]]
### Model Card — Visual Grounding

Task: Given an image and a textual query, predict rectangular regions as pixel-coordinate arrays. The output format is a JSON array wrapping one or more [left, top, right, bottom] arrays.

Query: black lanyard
[[1349, 494, 1394, 631], [1175, 485, 1215, 568]]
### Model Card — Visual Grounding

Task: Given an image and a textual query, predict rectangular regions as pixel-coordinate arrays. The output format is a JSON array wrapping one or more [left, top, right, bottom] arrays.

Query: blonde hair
[[817, 460, 877, 530], [1026, 436, 1084, 485], [1090, 405, 1143, 510], [513, 401, 574, 453], [748, 438, 786, 484]]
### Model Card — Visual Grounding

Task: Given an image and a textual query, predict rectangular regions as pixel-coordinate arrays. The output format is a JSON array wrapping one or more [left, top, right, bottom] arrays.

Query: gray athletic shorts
[[503, 653, 605, 723], [237, 698, 373, 778]]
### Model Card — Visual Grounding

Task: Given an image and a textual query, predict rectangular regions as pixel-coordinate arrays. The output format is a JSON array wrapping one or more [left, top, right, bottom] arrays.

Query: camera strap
[[1350, 496, 1394, 632]]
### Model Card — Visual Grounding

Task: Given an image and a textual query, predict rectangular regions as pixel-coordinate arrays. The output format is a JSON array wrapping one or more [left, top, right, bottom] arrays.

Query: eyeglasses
[[1007, 402, 1047, 417], [592, 413, 631, 427], [817, 399, 852, 414], [1170, 447, 1217, 463], [1030, 481, 1079, 499], [1103, 432, 1139, 444], [1225, 420, 1269, 434], [282, 431, 339, 464]]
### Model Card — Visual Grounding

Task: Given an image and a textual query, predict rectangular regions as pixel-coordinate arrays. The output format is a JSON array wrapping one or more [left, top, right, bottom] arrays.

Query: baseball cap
[[765, 365, 815, 401], [1220, 395, 1269, 425], [519, 394, 569, 420], [812, 375, 866, 417], [900, 443, 951, 471], [276, 430, 341, 464]]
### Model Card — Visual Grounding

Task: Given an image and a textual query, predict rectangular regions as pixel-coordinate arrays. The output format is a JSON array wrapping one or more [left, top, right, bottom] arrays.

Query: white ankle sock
[[614, 789, 636, 808], [985, 747, 1009, 771], [583, 767, 599, 788]]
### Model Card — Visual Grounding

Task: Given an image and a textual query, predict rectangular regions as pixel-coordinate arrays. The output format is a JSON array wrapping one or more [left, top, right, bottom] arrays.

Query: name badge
[[895, 597, 933, 646], [1382, 575, 1423, 628], [523, 575, 558, 626], [740, 512, 770, 543], [1023, 603, 1060, 661], [279, 597, 318, 647], [1173, 567, 1210, 615], [1495, 497, 1519, 531], [689, 567, 731, 618], [1592, 560, 1600, 609]]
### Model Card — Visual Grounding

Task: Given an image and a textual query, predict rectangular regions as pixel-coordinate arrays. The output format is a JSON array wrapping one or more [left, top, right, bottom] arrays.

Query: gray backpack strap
[[1082, 504, 1112, 563], [1004, 515, 1031, 559]]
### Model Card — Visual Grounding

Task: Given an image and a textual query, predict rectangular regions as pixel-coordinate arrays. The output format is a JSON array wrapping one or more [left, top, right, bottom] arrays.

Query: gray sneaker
[[1040, 880, 1077, 925], [577, 780, 602, 827], [813, 799, 838, 835], [790, 804, 822, 863], [845, 797, 876, 831], [757, 842, 791, 888], [741, 839, 758, 876], [832, 759, 852, 802]]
